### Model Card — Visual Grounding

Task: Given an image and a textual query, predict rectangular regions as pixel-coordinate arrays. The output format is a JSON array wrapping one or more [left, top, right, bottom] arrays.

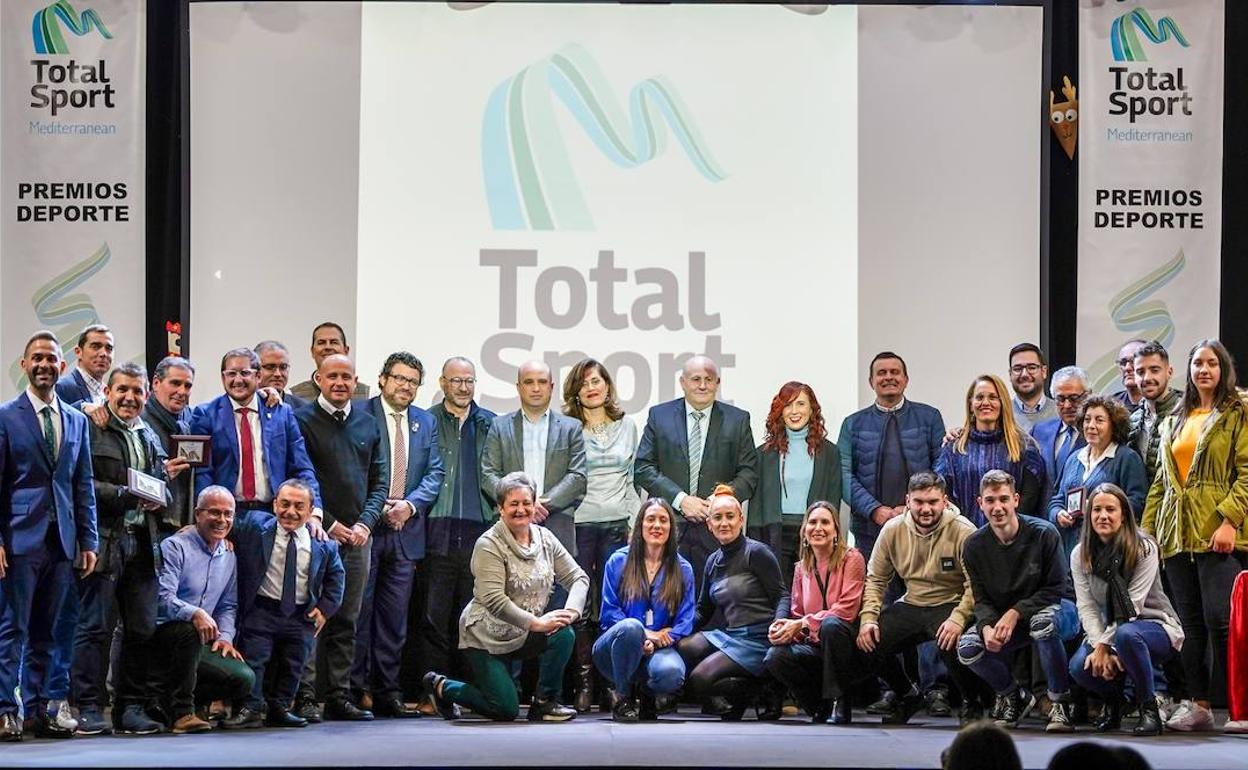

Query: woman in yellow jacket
[[1142, 339, 1248, 731]]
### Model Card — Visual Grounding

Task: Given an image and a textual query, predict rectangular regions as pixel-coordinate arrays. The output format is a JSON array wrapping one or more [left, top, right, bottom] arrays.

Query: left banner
[[1, 0, 145, 398]]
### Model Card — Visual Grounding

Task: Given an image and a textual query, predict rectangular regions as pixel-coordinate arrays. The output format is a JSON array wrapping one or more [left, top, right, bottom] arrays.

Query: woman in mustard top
[[1142, 339, 1248, 730]]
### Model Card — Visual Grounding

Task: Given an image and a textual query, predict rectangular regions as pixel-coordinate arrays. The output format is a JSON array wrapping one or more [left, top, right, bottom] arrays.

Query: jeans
[[764, 616, 859, 710], [442, 627, 574, 721], [1165, 551, 1248, 705], [1068, 621, 1175, 704], [957, 599, 1080, 697], [591, 618, 686, 697]]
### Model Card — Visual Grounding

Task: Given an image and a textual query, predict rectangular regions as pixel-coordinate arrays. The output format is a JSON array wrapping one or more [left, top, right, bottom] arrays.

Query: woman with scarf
[[1069, 483, 1183, 735]]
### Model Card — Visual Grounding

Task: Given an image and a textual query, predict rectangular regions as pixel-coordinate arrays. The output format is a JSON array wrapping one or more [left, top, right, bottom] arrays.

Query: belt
[[254, 596, 310, 615]]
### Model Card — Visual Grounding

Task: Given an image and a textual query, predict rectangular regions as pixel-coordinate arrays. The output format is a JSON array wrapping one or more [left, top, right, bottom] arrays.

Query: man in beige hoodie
[[856, 470, 987, 725]]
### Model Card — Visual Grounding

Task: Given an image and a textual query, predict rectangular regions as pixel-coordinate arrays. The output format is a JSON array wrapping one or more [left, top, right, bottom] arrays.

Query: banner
[[1, 0, 145, 398], [1077, 1, 1223, 391]]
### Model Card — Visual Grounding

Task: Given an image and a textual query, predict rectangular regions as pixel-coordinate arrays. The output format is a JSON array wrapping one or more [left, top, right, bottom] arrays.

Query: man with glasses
[[188, 348, 321, 521], [352, 352, 443, 718], [1113, 339, 1149, 412], [1029, 366, 1090, 504], [420, 357, 495, 716], [290, 322, 369, 402], [1008, 343, 1056, 431], [255, 341, 306, 410]]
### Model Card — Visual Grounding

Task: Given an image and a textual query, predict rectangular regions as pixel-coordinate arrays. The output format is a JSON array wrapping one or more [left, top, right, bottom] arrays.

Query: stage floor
[[4, 710, 1245, 769]]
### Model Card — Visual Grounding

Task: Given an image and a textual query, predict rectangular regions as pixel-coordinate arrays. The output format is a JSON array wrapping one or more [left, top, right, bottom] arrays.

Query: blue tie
[[281, 530, 298, 615]]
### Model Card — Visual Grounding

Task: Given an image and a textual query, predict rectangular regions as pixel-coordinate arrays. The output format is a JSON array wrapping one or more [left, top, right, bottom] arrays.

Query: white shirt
[[77, 366, 106, 405], [382, 399, 416, 515], [521, 409, 550, 498], [259, 525, 312, 604], [673, 401, 712, 509], [230, 394, 270, 502], [26, 388, 62, 452], [1077, 441, 1119, 482], [317, 395, 352, 420]]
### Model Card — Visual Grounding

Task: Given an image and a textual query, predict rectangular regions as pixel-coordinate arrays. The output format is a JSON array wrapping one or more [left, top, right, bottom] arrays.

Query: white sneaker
[[1155, 693, 1177, 722], [1224, 719, 1248, 734], [50, 699, 79, 733], [1166, 699, 1215, 732]]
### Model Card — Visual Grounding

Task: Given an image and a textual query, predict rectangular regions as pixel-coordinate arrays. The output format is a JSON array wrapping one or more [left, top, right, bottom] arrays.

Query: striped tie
[[688, 410, 705, 495], [390, 412, 407, 498]]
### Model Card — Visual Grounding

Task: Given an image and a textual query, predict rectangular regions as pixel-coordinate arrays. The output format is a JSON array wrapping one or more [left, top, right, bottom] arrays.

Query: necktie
[[280, 529, 298, 616], [390, 412, 407, 498], [40, 405, 58, 463], [334, 410, 346, 424], [236, 407, 257, 500], [688, 411, 705, 495], [1055, 425, 1072, 464]]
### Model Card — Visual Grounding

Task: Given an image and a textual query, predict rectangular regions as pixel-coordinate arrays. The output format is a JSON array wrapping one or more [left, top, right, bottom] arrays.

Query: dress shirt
[[230, 394, 270, 502], [1075, 442, 1118, 482], [77, 366, 106, 405], [874, 398, 907, 414], [521, 409, 550, 498], [317, 394, 352, 420], [381, 399, 416, 515], [259, 525, 311, 604], [157, 527, 238, 643], [26, 387, 62, 451], [672, 401, 712, 509]]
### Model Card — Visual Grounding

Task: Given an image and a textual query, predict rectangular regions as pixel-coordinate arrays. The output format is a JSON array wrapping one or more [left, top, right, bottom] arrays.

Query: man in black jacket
[[141, 357, 196, 531], [293, 354, 388, 722], [73, 363, 174, 736]]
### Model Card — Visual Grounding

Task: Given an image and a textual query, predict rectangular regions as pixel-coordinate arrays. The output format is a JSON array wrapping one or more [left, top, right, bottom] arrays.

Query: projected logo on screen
[[1109, 8, 1188, 62], [32, 0, 113, 55], [482, 44, 727, 231]]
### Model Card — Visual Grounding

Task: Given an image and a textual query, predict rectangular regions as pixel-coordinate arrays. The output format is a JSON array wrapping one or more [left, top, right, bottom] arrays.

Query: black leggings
[[677, 632, 756, 699], [1165, 550, 1248, 706]]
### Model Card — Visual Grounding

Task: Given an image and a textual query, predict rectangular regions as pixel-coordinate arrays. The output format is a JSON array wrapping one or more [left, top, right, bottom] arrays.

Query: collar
[[277, 524, 311, 548], [107, 407, 144, 433], [521, 408, 550, 425], [1146, 388, 1181, 417], [381, 399, 407, 420], [318, 395, 351, 419], [1078, 441, 1119, 467], [26, 387, 59, 413], [77, 366, 104, 393], [1013, 394, 1049, 415], [685, 400, 712, 420], [874, 397, 906, 414], [189, 527, 228, 557], [229, 394, 260, 412], [145, 398, 182, 429]]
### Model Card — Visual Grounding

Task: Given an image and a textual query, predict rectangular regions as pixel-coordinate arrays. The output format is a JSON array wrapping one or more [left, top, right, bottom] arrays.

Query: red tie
[[237, 407, 257, 500]]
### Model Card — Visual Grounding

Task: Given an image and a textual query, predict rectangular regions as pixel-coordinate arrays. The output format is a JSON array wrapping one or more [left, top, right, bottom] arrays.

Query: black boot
[[829, 696, 852, 726], [755, 682, 784, 721], [1132, 699, 1163, 736], [1093, 698, 1123, 732], [572, 626, 594, 714]]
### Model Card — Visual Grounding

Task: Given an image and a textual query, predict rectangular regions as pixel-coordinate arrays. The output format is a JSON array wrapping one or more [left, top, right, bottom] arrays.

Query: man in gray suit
[[634, 355, 759, 586], [480, 361, 586, 552]]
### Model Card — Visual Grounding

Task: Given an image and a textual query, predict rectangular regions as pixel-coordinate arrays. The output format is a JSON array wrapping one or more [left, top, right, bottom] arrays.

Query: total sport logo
[[1106, 5, 1192, 124], [29, 0, 117, 116]]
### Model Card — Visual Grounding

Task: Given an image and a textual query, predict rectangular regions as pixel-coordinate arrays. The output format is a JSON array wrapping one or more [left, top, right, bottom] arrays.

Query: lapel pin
[[411, 423, 419, 433]]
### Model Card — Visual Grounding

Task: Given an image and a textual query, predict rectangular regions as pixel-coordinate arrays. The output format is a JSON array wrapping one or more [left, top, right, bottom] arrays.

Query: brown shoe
[[171, 714, 213, 734], [416, 696, 437, 717]]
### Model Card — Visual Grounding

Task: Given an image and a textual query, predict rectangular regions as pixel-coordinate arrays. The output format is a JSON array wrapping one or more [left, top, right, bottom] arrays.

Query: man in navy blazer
[[228, 480, 345, 728], [351, 352, 443, 718], [188, 347, 321, 518], [53, 324, 114, 409], [1030, 366, 1090, 503], [0, 331, 98, 741], [634, 355, 759, 586]]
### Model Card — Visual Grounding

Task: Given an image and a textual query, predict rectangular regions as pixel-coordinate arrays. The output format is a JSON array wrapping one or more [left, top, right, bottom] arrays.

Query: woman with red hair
[[750, 382, 842, 586]]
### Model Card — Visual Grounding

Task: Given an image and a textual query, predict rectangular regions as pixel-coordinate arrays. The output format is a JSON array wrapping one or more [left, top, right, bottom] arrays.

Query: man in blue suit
[[188, 347, 322, 521], [1029, 366, 1090, 504], [0, 330, 98, 741], [226, 479, 345, 728], [53, 324, 113, 409], [352, 352, 443, 718]]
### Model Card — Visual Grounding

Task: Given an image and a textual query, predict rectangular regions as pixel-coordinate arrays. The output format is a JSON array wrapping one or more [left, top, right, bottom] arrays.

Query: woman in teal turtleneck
[[749, 382, 843, 587]]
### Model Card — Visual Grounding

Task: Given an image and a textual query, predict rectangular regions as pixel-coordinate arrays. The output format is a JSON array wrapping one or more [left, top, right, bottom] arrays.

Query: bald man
[[480, 360, 586, 552], [634, 356, 759, 587]]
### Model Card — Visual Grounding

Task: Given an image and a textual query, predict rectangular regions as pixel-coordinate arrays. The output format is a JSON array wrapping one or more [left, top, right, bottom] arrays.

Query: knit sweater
[[935, 428, 1047, 525], [860, 506, 976, 628]]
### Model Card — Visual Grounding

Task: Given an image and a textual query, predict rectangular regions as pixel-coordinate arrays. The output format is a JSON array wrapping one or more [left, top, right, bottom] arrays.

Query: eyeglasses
[[222, 369, 256, 379], [197, 507, 235, 519], [260, 363, 290, 373], [1054, 393, 1087, 404], [1009, 364, 1043, 375], [385, 373, 421, 388], [685, 376, 717, 386], [1116, 357, 1134, 367], [445, 377, 476, 388]]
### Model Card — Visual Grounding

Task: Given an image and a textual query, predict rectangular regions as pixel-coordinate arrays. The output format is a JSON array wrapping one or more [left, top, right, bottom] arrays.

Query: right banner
[[1077, 0, 1223, 391]]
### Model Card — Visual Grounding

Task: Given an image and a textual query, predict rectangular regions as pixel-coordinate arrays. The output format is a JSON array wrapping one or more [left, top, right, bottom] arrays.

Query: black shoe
[[925, 688, 952, 717], [1093, 699, 1123, 732], [959, 702, 985, 727], [719, 701, 747, 722], [573, 665, 594, 714], [422, 672, 460, 720], [866, 689, 896, 715], [654, 693, 677, 715], [114, 704, 163, 735], [26, 714, 73, 739], [994, 688, 1036, 728], [638, 693, 659, 721], [1132, 699, 1163, 736], [611, 694, 640, 723], [75, 707, 111, 736], [829, 697, 853, 726], [1070, 698, 1089, 725], [373, 696, 421, 719], [528, 697, 576, 722], [810, 700, 833, 724], [1046, 700, 1075, 733], [755, 692, 784, 721], [702, 695, 733, 716], [219, 706, 264, 730], [264, 707, 309, 729], [881, 692, 924, 725], [325, 699, 374, 721], [293, 698, 323, 724]]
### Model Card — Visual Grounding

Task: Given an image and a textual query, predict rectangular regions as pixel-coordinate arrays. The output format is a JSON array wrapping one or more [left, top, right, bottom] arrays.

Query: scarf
[[1091, 539, 1135, 626]]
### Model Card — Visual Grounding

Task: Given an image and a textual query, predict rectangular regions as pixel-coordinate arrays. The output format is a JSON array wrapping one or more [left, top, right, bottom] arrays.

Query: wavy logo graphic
[[32, 0, 113, 55], [8, 242, 112, 391], [1088, 248, 1184, 393], [1110, 8, 1189, 62], [482, 44, 727, 231]]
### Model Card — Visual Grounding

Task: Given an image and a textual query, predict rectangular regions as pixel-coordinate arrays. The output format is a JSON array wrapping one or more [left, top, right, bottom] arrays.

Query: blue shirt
[[521, 410, 550, 497], [157, 527, 239, 643], [600, 546, 696, 641], [780, 426, 815, 514]]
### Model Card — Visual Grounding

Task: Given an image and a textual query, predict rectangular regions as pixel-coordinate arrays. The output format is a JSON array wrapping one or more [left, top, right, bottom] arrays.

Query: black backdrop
[[143, 0, 1248, 380]]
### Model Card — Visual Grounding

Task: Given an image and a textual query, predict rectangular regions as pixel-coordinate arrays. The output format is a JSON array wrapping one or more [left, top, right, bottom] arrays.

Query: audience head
[[21, 330, 66, 396], [220, 347, 260, 403], [309, 321, 350, 367], [254, 340, 293, 392], [906, 471, 948, 529], [941, 720, 1021, 770], [763, 381, 827, 457], [152, 356, 195, 414], [563, 358, 623, 424], [868, 351, 909, 406], [105, 362, 149, 423], [680, 355, 720, 411], [1180, 338, 1237, 415], [1008, 342, 1048, 402], [958, 374, 1028, 461], [194, 485, 236, 545], [495, 471, 537, 536], [621, 498, 685, 614], [315, 354, 357, 408], [707, 483, 744, 545], [1080, 483, 1143, 571], [1117, 338, 1149, 394], [1047, 741, 1152, 770], [273, 479, 315, 532], [516, 360, 554, 414], [74, 323, 115, 380], [977, 470, 1019, 537], [439, 357, 477, 411], [379, 351, 424, 411], [799, 501, 846, 573], [1050, 366, 1091, 428], [1080, 394, 1131, 452], [1132, 341, 1173, 403]]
